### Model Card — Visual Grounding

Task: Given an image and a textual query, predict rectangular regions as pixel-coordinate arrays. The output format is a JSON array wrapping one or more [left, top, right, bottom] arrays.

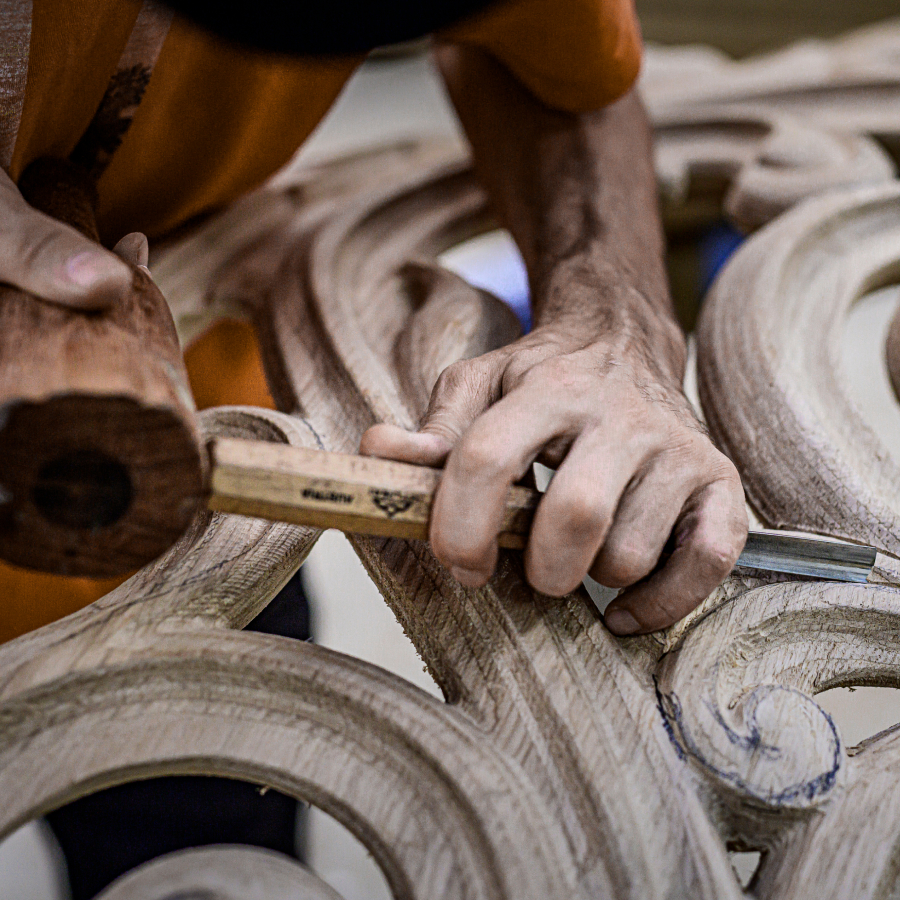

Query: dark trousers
[[46, 572, 311, 900]]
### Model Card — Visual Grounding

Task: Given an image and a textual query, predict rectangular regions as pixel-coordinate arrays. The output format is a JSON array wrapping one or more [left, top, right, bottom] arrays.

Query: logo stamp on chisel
[[369, 489, 415, 517], [302, 487, 353, 505]]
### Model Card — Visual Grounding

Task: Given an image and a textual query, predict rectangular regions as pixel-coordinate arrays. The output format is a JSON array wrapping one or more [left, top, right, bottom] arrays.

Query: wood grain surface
[[4, 25, 900, 899], [641, 18, 900, 147], [642, 19, 900, 233], [697, 182, 900, 552]]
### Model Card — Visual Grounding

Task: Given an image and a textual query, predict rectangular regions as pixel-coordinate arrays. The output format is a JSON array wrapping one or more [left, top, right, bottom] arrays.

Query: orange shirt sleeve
[[440, 0, 642, 112], [95, 21, 361, 243]]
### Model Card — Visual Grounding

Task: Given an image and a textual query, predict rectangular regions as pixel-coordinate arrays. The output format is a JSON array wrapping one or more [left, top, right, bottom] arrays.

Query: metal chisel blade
[[735, 530, 877, 583]]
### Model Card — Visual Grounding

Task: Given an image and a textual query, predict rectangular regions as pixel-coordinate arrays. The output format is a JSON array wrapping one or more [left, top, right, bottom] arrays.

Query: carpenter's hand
[[360, 325, 748, 635], [0, 166, 136, 308]]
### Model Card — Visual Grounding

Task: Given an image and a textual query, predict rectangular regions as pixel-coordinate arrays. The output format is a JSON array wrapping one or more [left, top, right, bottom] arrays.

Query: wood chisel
[[208, 437, 878, 584], [0, 158, 878, 585]]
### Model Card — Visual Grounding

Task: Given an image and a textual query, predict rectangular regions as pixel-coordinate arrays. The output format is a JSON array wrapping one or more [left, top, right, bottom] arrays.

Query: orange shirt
[[0, 0, 642, 642]]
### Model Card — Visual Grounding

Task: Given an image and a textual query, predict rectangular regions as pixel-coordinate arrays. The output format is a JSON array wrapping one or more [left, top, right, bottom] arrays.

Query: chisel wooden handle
[[208, 437, 538, 548], [0, 158, 206, 577]]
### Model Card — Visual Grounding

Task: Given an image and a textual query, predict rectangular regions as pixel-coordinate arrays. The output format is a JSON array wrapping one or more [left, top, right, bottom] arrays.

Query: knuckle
[[598, 541, 656, 588], [433, 359, 484, 400], [452, 435, 506, 480], [422, 421, 461, 449], [17, 226, 61, 273], [526, 356, 586, 392], [532, 355, 571, 379], [434, 359, 468, 392], [500, 356, 532, 387], [693, 532, 741, 578], [559, 493, 610, 539], [666, 433, 715, 468], [669, 443, 743, 494], [710, 454, 743, 488]]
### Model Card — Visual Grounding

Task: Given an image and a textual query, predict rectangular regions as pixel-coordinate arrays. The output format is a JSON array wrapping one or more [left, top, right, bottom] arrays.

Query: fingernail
[[605, 607, 640, 636], [450, 566, 487, 587], [65, 251, 124, 287]]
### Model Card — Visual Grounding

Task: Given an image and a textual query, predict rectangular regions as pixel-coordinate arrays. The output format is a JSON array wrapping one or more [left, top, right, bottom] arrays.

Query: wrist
[[530, 269, 687, 387]]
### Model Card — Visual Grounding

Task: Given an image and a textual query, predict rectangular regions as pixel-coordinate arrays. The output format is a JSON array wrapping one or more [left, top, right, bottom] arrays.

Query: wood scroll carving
[[250, 146, 900, 899], [5, 26, 900, 899], [641, 18, 900, 147], [134, 142, 900, 895], [652, 105, 893, 233], [692, 178, 900, 897], [0, 149, 745, 899], [697, 182, 900, 552], [642, 19, 900, 232]]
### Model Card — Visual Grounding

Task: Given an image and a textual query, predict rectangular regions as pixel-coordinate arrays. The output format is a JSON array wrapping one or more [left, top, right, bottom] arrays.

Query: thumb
[[359, 357, 500, 466], [0, 185, 131, 310], [112, 232, 149, 268]]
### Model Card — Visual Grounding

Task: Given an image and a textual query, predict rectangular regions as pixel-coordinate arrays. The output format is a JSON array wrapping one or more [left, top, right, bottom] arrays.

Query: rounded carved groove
[[653, 105, 893, 233], [697, 183, 900, 552], [0, 630, 569, 900]]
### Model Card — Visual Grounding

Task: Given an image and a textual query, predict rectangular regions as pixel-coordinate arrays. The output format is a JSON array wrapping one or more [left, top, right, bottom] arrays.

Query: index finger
[[429, 385, 570, 585]]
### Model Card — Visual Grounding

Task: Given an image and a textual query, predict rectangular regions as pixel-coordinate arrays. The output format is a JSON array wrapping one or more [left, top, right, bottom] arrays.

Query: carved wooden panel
[[652, 103, 893, 233], [4, 26, 900, 898], [693, 178, 900, 899], [697, 182, 900, 551], [641, 18, 900, 146], [642, 19, 900, 233]]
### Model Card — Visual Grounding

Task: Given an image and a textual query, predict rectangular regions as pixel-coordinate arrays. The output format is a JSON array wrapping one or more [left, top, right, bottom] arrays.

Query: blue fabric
[[699, 222, 744, 298]]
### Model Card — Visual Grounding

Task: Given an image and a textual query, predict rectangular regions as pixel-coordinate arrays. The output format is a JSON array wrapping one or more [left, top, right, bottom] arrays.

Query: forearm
[[365, 47, 746, 630], [434, 44, 684, 384]]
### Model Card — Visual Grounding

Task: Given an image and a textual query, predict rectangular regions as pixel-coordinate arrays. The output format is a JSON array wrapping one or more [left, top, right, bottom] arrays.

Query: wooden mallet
[[0, 158, 206, 577]]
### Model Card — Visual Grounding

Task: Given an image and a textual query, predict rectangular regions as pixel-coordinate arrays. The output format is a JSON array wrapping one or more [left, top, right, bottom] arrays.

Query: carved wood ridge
[[5, 22, 900, 899]]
